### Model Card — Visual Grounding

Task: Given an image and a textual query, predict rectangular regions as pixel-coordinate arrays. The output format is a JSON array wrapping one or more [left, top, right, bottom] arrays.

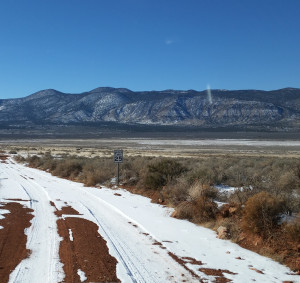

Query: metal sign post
[[114, 149, 123, 185]]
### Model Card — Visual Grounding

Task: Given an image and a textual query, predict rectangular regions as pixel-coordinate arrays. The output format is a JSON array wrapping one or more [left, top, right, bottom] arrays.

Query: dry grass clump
[[82, 159, 114, 186], [173, 181, 219, 223], [174, 197, 218, 223]]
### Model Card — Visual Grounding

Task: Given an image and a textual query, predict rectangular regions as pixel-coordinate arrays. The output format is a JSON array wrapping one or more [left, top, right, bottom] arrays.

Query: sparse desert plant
[[144, 158, 187, 190], [27, 155, 43, 168], [163, 177, 189, 205], [241, 191, 284, 238], [284, 212, 300, 243], [174, 195, 218, 224], [229, 187, 257, 205], [14, 155, 25, 162], [188, 181, 218, 201], [52, 158, 83, 179], [82, 160, 114, 186]]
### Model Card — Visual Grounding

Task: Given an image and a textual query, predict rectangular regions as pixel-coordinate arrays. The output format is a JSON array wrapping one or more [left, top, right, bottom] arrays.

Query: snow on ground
[[133, 138, 300, 147], [0, 209, 10, 219], [214, 184, 238, 194], [68, 228, 73, 241], [77, 269, 87, 282], [0, 207, 10, 228], [0, 158, 298, 282]]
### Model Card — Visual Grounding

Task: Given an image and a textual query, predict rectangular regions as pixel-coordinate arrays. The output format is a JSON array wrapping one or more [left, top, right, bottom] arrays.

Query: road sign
[[114, 149, 123, 163]]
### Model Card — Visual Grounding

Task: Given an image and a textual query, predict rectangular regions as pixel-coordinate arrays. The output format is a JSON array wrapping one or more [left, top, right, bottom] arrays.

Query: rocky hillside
[[1, 87, 300, 131]]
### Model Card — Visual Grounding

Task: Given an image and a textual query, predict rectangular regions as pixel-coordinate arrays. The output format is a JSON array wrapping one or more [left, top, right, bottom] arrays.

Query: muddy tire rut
[[54, 205, 120, 283], [0, 201, 33, 283]]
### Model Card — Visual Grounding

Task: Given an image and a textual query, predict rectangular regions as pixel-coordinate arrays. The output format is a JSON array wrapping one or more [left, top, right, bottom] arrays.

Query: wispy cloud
[[164, 38, 174, 45]]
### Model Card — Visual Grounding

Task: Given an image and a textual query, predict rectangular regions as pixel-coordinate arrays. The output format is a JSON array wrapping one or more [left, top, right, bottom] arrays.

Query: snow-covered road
[[0, 158, 298, 282]]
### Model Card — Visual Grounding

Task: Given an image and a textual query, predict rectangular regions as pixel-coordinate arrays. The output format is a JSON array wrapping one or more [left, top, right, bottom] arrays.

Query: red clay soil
[[0, 155, 8, 163], [54, 205, 120, 283], [199, 268, 237, 283], [0, 202, 33, 283]]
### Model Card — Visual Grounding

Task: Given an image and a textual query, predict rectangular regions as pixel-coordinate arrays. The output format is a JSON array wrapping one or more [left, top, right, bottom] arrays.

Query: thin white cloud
[[165, 39, 174, 45]]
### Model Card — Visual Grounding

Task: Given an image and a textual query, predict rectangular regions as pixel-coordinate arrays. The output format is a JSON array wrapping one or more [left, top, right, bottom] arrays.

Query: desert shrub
[[163, 177, 189, 205], [144, 158, 187, 190], [229, 187, 257, 205], [193, 196, 219, 223], [27, 155, 42, 168], [82, 160, 114, 186], [188, 181, 218, 201], [283, 212, 300, 243], [41, 158, 58, 172], [174, 196, 218, 223], [174, 201, 195, 221], [187, 167, 217, 186], [14, 155, 25, 162], [52, 158, 83, 179], [215, 217, 242, 242], [219, 203, 242, 218], [241, 191, 284, 238], [84, 170, 107, 186]]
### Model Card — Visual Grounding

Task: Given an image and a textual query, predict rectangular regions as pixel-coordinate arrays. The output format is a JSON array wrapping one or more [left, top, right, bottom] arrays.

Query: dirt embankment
[[0, 201, 33, 283], [51, 203, 120, 283]]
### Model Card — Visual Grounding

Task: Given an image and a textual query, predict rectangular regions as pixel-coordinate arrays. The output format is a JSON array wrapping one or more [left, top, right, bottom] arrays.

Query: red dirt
[[181, 256, 203, 265], [0, 155, 8, 161], [55, 206, 81, 217], [54, 205, 120, 283], [199, 268, 237, 282], [0, 202, 34, 283], [167, 251, 204, 282]]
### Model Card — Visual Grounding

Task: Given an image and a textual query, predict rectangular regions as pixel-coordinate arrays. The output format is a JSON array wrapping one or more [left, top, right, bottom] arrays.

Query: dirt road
[[0, 157, 298, 282]]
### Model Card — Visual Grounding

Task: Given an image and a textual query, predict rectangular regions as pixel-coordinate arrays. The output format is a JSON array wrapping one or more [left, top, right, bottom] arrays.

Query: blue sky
[[0, 0, 300, 99]]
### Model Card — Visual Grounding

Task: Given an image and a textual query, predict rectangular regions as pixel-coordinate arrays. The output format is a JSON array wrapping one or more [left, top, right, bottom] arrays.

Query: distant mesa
[[0, 87, 300, 132]]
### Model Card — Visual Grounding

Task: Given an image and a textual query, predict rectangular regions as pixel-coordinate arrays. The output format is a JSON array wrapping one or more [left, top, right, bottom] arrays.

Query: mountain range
[[1, 87, 300, 132]]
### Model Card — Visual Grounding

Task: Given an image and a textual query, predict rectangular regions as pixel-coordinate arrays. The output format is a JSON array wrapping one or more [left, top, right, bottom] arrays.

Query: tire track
[[80, 203, 144, 283], [4, 163, 64, 283], [11, 160, 200, 281]]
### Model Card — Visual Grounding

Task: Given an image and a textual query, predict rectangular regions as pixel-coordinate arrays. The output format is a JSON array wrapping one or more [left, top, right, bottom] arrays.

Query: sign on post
[[114, 149, 123, 185], [114, 150, 123, 163]]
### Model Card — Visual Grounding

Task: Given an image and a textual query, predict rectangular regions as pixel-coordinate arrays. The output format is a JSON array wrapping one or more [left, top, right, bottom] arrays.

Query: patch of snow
[[134, 139, 300, 147], [68, 229, 73, 241], [0, 209, 10, 219], [279, 213, 300, 224], [215, 185, 253, 196], [0, 225, 3, 229], [214, 184, 237, 194], [77, 269, 87, 282]]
